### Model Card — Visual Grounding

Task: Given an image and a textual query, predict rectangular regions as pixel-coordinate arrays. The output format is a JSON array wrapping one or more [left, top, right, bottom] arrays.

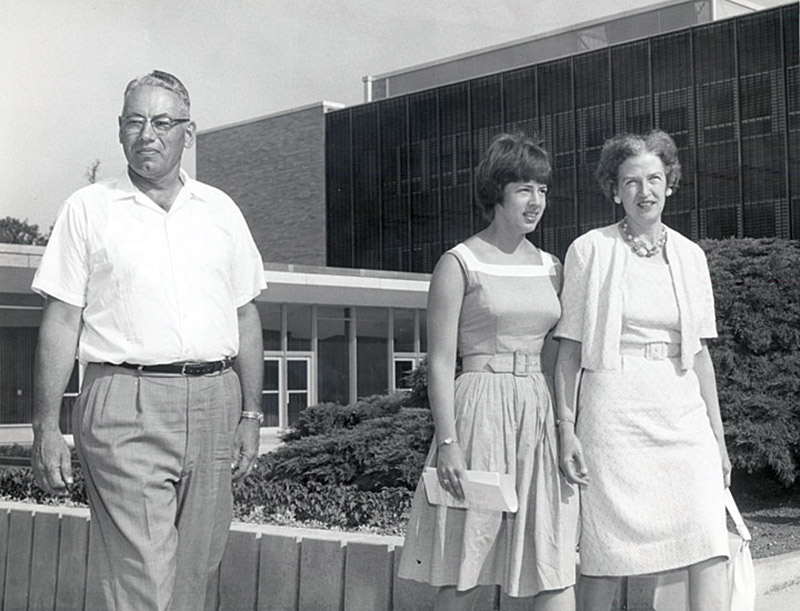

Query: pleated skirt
[[397, 371, 578, 598]]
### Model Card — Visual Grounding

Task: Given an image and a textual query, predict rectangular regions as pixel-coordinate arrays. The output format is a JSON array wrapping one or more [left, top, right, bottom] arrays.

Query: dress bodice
[[447, 243, 561, 357], [621, 256, 681, 345]]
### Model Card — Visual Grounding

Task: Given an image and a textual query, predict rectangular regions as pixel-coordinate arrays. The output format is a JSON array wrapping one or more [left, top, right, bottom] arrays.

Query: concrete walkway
[[755, 548, 800, 611], [757, 582, 800, 611]]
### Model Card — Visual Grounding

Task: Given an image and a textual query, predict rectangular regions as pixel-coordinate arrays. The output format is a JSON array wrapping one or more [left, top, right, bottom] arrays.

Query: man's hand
[[32, 429, 73, 496], [230, 418, 260, 481]]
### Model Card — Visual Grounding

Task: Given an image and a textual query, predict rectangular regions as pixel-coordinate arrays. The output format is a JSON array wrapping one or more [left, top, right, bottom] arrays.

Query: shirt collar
[[109, 168, 207, 207]]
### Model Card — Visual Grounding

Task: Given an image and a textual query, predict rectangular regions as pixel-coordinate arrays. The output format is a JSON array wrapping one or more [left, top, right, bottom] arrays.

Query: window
[[357, 308, 389, 397], [393, 358, 416, 391], [262, 359, 280, 427], [259, 303, 281, 351], [392, 308, 426, 392], [317, 306, 351, 404], [286, 304, 311, 351], [287, 358, 310, 425]]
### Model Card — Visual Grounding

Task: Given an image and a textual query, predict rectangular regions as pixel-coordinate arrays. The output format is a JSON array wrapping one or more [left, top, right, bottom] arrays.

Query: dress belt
[[105, 357, 235, 376], [619, 342, 680, 360], [461, 351, 541, 376]]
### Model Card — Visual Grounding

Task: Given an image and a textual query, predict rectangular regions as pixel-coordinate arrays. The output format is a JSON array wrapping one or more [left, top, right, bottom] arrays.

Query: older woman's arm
[[694, 341, 732, 488], [555, 338, 589, 486]]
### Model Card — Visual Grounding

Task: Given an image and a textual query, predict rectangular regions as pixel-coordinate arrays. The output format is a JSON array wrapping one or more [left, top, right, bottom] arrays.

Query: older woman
[[398, 132, 578, 611], [554, 130, 730, 611]]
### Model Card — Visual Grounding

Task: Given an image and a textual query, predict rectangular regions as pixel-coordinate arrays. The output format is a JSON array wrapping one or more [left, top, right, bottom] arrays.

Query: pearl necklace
[[619, 219, 667, 258]]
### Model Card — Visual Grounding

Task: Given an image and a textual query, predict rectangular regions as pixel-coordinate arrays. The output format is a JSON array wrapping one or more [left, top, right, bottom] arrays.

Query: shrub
[[281, 392, 406, 441], [233, 479, 412, 531], [402, 356, 462, 410], [402, 358, 430, 409], [0, 465, 87, 505], [702, 238, 800, 486], [253, 407, 434, 491]]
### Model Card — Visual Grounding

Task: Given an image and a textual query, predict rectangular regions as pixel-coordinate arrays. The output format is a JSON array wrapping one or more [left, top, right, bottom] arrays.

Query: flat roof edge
[[362, 0, 763, 82], [198, 101, 346, 135]]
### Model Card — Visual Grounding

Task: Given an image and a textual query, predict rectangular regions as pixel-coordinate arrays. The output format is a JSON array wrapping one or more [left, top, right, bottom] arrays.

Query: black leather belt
[[110, 358, 234, 376]]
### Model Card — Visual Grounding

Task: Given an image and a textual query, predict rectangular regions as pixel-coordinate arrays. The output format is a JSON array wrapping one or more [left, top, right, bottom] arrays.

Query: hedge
[[702, 238, 800, 486]]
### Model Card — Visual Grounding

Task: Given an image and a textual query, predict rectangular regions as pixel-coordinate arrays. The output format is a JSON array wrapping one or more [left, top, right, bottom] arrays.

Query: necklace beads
[[619, 219, 667, 258]]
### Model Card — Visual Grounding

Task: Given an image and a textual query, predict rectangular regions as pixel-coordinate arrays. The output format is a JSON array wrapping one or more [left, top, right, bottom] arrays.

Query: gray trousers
[[74, 363, 241, 611]]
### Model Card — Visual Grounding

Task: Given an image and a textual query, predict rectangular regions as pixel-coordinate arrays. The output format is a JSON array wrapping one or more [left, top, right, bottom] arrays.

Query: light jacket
[[554, 223, 717, 371]]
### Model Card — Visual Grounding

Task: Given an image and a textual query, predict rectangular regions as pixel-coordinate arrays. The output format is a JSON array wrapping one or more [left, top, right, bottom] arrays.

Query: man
[[31, 70, 265, 611]]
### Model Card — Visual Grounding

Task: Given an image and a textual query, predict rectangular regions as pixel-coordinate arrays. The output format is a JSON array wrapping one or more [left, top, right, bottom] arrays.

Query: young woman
[[398, 132, 578, 611]]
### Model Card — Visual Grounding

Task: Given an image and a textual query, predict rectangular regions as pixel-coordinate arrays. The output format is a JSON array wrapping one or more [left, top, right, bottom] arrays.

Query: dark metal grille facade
[[326, 5, 799, 270]]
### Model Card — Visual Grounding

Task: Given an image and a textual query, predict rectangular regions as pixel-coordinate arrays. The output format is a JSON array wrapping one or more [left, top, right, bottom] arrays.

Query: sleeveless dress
[[577, 256, 729, 575], [397, 243, 579, 598]]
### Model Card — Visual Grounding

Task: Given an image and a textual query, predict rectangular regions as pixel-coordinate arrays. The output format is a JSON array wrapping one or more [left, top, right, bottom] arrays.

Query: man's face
[[118, 85, 195, 182]]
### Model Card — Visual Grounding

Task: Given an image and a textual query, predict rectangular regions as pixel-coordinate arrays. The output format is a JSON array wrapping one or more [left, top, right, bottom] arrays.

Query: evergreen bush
[[281, 392, 406, 441], [702, 238, 800, 486], [249, 407, 433, 491]]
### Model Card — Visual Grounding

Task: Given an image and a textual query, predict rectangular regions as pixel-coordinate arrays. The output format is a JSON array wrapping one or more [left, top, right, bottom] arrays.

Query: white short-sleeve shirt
[[32, 169, 267, 365]]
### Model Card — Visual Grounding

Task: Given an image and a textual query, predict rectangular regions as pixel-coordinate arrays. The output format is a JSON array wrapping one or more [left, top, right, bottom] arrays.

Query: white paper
[[423, 467, 519, 512]]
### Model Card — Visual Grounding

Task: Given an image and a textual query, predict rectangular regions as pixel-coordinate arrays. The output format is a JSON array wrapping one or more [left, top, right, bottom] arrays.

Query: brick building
[[197, 102, 342, 266]]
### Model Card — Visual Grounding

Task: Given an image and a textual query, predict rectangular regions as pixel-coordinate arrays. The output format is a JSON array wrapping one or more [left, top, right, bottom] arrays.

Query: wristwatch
[[240, 410, 264, 425], [437, 437, 457, 448]]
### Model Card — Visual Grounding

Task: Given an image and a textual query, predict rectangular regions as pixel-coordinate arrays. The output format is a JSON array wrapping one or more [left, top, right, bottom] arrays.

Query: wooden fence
[[0, 500, 781, 610]]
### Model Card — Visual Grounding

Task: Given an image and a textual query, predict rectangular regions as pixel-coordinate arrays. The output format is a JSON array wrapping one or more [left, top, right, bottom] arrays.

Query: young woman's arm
[[426, 253, 468, 499]]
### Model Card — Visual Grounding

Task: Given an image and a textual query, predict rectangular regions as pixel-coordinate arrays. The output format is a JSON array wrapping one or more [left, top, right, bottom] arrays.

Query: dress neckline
[[456, 242, 548, 268]]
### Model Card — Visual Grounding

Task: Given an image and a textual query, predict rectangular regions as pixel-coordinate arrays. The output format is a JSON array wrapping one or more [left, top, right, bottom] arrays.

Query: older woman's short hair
[[475, 132, 552, 221], [595, 130, 681, 201], [123, 70, 191, 114]]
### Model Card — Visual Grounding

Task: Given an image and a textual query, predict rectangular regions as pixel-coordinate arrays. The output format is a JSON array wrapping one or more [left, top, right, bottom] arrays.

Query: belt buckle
[[513, 350, 530, 376], [645, 342, 667, 360], [181, 362, 204, 375]]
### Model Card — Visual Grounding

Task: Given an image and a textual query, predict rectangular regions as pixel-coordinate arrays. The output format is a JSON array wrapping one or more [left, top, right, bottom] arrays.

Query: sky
[[0, 0, 788, 229]]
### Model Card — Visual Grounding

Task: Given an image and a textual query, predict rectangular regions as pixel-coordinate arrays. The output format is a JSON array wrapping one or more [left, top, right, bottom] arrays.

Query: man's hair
[[595, 130, 681, 201], [123, 70, 191, 114], [474, 132, 552, 221]]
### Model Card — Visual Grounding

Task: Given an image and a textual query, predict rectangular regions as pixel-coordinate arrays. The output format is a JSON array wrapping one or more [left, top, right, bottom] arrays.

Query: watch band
[[240, 410, 264, 425]]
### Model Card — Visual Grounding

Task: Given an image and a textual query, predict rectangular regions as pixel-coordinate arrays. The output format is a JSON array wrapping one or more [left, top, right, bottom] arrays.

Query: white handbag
[[724, 488, 755, 611]]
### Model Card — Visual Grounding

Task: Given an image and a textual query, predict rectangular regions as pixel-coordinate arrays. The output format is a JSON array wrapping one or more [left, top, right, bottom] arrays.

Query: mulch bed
[[731, 471, 800, 559]]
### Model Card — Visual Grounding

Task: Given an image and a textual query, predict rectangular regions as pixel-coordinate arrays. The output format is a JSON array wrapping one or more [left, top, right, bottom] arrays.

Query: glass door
[[262, 357, 281, 427], [286, 357, 311, 427], [263, 356, 312, 428]]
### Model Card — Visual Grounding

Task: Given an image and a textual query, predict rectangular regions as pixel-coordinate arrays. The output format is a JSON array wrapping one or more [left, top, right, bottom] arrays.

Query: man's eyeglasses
[[121, 115, 191, 136]]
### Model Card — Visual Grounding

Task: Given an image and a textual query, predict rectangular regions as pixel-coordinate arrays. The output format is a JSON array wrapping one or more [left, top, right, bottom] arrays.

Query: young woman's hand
[[436, 442, 468, 500]]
